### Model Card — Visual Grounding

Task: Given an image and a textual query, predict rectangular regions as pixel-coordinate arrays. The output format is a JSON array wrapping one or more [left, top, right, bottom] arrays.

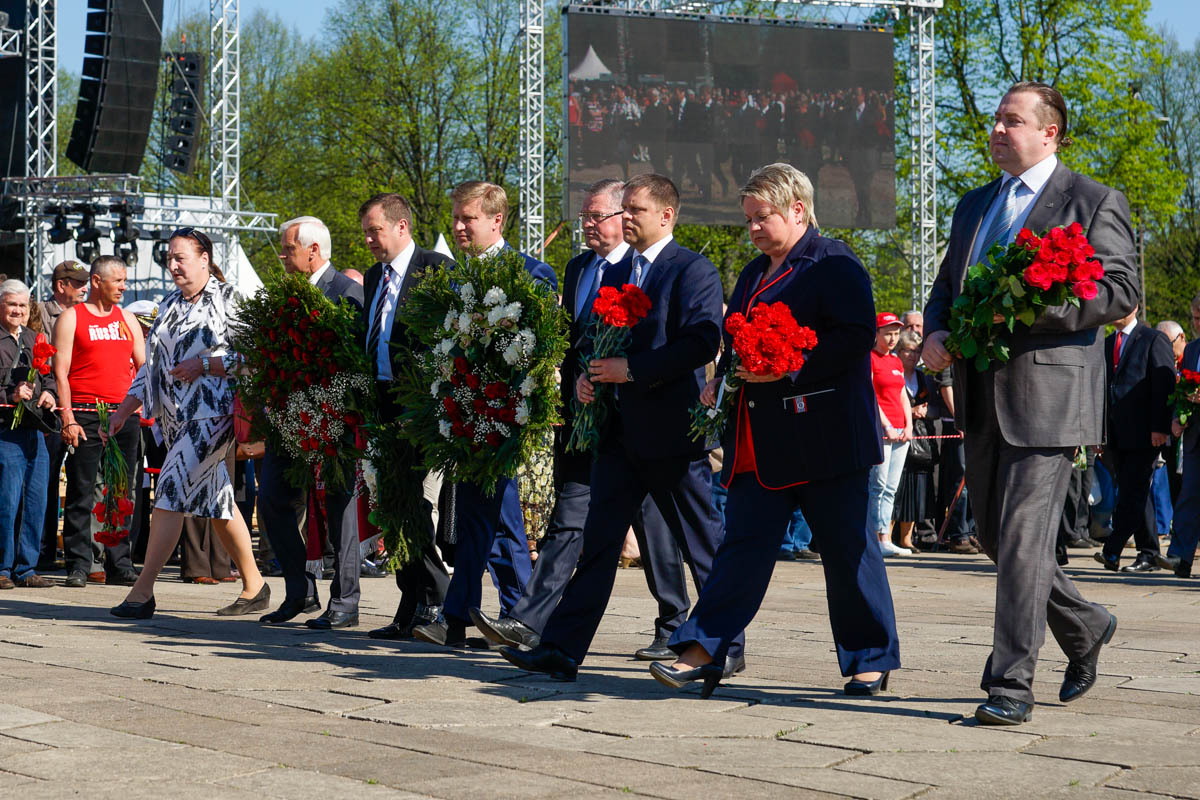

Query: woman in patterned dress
[[104, 229, 268, 619]]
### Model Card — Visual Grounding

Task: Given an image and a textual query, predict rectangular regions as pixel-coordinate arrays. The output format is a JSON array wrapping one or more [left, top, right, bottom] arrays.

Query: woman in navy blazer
[[650, 163, 901, 697]]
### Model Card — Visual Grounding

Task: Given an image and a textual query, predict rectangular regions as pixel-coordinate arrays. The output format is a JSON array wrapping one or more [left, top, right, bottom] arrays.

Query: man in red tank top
[[52, 256, 146, 588]]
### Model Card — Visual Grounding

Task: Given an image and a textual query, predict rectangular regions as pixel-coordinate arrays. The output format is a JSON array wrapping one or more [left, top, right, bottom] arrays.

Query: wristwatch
[[201, 356, 211, 375]]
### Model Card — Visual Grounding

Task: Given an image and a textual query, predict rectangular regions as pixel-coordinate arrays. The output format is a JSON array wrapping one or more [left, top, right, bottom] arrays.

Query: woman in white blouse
[[104, 229, 268, 619]]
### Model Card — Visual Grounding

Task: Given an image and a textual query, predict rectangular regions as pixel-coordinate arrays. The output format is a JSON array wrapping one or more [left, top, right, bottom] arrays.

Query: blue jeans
[[0, 428, 49, 580], [780, 507, 813, 553], [1152, 463, 1172, 536], [868, 440, 909, 536]]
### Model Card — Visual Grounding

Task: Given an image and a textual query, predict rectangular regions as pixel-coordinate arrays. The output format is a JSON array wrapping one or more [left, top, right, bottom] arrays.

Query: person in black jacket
[[650, 163, 899, 698], [1095, 305, 1175, 572], [0, 279, 57, 589]]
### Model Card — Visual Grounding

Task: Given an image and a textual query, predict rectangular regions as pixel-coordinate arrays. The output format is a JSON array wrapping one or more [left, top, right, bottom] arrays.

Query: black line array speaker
[[0, 0, 26, 181], [163, 51, 203, 174], [66, 0, 165, 174]]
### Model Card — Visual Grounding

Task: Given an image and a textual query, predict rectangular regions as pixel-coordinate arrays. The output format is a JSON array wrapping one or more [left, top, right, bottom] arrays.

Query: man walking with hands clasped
[[923, 82, 1139, 725]]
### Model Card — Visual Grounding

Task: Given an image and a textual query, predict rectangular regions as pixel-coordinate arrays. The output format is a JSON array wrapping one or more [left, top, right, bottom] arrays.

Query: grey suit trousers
[[965, 374, 1112, 703]]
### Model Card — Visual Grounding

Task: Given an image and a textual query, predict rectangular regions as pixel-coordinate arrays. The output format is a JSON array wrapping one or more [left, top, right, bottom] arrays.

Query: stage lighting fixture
[[0, 12, 9, 28], [118, 242, 139, 268], [48, 213, 73, 244], [74, 209, 101, 244], [110, 212, 140, 245], [152, 230, 171, 268], [76, 240, 100, 264]]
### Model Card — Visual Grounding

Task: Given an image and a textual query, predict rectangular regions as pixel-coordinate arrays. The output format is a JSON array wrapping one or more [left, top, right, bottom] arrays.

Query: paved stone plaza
[[0, 550, 1198, 799]]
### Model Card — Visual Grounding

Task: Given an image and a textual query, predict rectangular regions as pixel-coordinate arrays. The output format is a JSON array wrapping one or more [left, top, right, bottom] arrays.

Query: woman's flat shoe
[[110, 597, 156, 619], [216, 583, 270, 616], [844, 671, 890, 696], [649, 661, 723, 699]]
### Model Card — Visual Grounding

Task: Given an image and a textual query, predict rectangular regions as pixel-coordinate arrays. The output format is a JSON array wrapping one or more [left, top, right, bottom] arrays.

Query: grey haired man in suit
[[923, 82, 1140, 725]]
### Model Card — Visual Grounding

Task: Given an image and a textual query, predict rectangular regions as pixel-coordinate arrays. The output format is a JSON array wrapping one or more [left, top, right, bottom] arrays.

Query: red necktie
[[1112, 331, 1124, 370]]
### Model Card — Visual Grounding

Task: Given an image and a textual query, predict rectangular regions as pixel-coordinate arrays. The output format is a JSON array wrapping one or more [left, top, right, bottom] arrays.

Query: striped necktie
[[366, 264, 393, 367], [632, 254, 650, 288], [978, 177, 1022, 262]]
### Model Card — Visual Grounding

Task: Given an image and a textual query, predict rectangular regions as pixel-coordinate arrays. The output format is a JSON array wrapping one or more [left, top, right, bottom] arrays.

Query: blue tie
[[979, 177, 1022, 262], [575, 254, 603, 320], [366, 264, 393, 366], [632, 254, 650, 288]]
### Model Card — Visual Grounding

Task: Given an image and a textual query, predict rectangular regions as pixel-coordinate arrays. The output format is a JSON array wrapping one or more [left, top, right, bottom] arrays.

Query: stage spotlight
[[76, 240, 100, 264], [118, 242, 139, 268], [110, 211, 140, 245], [152, 230, 171, 268], [74, 209, 101, 244], [48, 213, 73, 244]]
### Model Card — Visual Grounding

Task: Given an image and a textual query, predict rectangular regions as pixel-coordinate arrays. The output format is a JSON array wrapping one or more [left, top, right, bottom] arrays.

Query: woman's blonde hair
[[739, 162, 817, 228]]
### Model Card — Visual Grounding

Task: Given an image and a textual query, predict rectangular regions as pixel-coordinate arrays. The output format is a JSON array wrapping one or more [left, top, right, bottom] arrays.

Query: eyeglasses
[[577, 210, 622, 224]]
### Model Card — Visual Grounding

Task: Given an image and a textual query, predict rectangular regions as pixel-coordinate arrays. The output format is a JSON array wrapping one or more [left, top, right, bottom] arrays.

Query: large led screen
[[564, 8, 896, 229]]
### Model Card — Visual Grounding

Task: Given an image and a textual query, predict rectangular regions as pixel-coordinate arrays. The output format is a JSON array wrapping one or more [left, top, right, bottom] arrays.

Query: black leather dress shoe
[[498, 643, 577, 681], [110, 596, 156, 619], [723, 653, 746, 678], [412, 615, 466, 647], [1093, 552, 1119, 572], [975, 695, 1033, 725], [368, 620, 411, 640], [215, 583, 271, 616], [306, 610, 359, 630], [469, 608, 540, 649], [259, 597, 314, 625], [1154, 554, 1193, 578], [1121, 556, 1158, 573], [634, 636, 674, 661], [1060, 613, 1117, 703], [64, 571, 87, 588], [106, 571, 140, 586]]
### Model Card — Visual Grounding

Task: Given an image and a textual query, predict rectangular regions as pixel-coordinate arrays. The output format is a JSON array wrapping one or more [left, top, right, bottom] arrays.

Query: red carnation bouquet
[[1172, 368, 1200, 426], [947, 222, 1106, 371], [565, 284, 653, 453], [689, 301, 818, 442], [10, 332, 55, 430], [92, 402, 133, 546]]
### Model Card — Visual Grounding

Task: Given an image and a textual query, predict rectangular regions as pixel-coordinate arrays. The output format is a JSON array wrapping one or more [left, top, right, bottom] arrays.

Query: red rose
[[465, 373, 481, 390], [1023, 263, 1054, 291], [1066, 221, 1083, 236], [310, 309, 320, 320], [325, 445, 337, 457], [288, 297, 300, 308], [472, 398, 488, 414], [485, 432, 502, 447], [454, 357, 470, 374], [268, 329, 277, 342], [1071, 280, 1098, 300], [484, 381, 508, 400]]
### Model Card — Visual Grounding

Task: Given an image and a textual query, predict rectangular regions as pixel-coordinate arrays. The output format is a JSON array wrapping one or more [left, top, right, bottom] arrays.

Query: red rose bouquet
[[92, 402, 133, 546], [10, 332, 55, 430], [230, 272, 374, 491], [947, 222, 1105, 371], [689, 301, 818, 442], [565, 284, 653, 454], [1172, 368, 1200, 426]]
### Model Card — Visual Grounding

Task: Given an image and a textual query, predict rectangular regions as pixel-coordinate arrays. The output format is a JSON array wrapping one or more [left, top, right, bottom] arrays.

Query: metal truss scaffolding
[[0, 24, 20, 57], [520, 0, 545, 254], [528, 0, 940, 303], [23, 0, 57, 291], [209, 0, 241, 268]]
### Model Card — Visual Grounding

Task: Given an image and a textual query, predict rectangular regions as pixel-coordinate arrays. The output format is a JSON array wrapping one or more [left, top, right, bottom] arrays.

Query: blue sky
[[56, 0, 1200, 63]]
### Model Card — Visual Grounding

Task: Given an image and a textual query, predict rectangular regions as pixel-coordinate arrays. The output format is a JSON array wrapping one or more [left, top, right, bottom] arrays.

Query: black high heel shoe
[[843, 671, 890, 696], [216, 583, 271, 616], [110, 596, 156, 619], [649, 661, 724, 699]]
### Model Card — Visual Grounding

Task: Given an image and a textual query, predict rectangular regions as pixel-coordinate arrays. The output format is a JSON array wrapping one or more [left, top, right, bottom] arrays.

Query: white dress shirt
[[970, 154, 1059, 267], [369, 241, 415, 381], [307, 261, 331, 287]]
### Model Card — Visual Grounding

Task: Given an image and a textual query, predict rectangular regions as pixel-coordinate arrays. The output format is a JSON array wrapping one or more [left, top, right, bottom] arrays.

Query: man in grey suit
[[258, 216, 365, 628], [923, 82, 1139, 725], [1158, 294, 1200, 579]]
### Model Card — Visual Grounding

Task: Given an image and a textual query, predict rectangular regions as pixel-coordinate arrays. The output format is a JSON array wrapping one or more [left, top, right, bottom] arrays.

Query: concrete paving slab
[[1106, 764, 1200, 798]]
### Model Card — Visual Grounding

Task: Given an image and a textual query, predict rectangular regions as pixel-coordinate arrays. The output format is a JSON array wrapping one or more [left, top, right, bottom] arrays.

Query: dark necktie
[[367, 264, 393, 368], [1112, 331, 1124, 371]]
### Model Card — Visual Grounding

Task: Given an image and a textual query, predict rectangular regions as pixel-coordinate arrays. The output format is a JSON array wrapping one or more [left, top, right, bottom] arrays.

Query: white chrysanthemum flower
[[518, 329, 537, 355], [457, 311, 472, 333], [443, 309, 457, 331], [439, 339, 455, 355], [439, 420, 452, 439], [519, 375, 536, 396], [483, 287, 507, 307], [486, 305, 507, 326], [461, 283, 476, 303], [503, 341, 522, 365], [431, 380, 441, 397], [503, 301, 522, 321], [515, 400, 530, 425]]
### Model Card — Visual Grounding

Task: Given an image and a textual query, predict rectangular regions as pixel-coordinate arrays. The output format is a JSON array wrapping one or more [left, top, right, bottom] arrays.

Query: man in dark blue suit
[[413, 181, 558, 646], [497, 173, 734, 681], [258, 217, 365, 628], [469, 178, 692, 659], [1159, 296, 1200, 579], [358, 193, 457, 641], [1095, 305, 1175, 573]]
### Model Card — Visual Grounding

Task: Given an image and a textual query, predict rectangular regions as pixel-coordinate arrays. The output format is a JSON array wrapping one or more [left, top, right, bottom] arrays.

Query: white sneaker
[[878, 540, 912, 557]]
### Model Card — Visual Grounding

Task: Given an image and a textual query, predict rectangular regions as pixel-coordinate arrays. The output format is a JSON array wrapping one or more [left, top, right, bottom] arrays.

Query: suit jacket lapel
[[396, 247, 426, 306], [959, 179, 1002, 288], [641, 240, 678, 299], [1022, 162, 1073, 234]]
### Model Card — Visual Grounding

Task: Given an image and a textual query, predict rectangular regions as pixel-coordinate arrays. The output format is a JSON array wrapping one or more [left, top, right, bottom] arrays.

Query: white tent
[[568, 45, 614, 81]]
